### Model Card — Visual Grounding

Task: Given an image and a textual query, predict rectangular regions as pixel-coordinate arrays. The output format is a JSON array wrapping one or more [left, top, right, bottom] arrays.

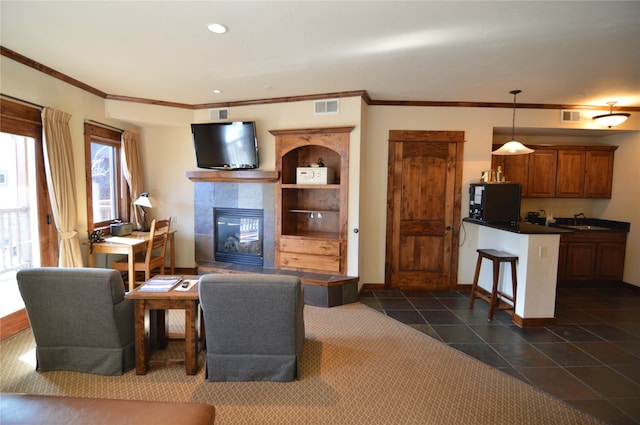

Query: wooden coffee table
[[125, 276, 204, 375]]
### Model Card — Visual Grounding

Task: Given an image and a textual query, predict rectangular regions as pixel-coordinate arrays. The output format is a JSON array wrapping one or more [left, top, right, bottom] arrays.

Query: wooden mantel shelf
[[186, 170, 279, 183]]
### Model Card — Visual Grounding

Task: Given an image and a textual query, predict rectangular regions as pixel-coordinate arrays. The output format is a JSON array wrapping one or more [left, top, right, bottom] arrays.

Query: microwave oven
[[469, 183, 521, 224]]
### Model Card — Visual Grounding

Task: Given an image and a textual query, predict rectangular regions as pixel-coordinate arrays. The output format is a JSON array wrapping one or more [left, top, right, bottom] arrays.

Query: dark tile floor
[[359, 282, 640, 425]]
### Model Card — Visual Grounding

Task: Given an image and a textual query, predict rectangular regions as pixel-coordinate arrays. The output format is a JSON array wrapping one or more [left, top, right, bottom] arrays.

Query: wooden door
[[385, 131, 464, 291]]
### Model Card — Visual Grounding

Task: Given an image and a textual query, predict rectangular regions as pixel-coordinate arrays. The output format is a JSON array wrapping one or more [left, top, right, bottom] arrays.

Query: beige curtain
[[41, 107, 84, 267], [121, 131, 144, 230]]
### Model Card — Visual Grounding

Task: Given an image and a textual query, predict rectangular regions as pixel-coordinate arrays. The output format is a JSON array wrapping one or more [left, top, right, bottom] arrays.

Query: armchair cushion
[[198, 273, 304, 382], [16, 267, 135, 375]]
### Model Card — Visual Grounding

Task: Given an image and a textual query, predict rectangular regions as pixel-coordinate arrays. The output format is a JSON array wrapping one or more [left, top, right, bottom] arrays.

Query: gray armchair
[[16, 267, 135, 375], [198, 273, 305, 382]]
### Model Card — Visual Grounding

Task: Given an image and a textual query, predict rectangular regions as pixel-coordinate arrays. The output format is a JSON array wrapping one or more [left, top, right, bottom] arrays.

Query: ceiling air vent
[[560, 110, 581, 123], [314, 99, 339, 115], [210, 108, 229, 121]]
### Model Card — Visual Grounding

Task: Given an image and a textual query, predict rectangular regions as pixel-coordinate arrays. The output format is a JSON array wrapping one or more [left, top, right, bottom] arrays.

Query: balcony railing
[[0, 207, 33, 273]]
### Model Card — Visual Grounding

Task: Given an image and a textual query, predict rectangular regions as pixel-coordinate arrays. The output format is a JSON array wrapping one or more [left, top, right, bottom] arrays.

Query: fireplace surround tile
[[194, 181, 275, 268]]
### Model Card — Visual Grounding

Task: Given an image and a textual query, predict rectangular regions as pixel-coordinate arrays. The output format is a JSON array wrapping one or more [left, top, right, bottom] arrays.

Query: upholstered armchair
[[16, 267, 135, 375], [198, 273, 305, 382]]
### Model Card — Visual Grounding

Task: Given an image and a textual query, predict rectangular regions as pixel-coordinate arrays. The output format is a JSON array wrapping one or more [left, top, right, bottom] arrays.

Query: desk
[[125, 276, 203, 375], [86, 231, 176, 292]]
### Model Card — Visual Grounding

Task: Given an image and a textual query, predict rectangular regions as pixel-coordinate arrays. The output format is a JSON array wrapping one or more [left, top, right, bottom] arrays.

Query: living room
[[1, 2, 639, 424]]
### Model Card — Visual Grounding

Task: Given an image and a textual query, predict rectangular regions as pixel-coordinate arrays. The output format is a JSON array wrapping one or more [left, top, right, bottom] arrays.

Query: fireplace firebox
[[214, 208, 264, 266]]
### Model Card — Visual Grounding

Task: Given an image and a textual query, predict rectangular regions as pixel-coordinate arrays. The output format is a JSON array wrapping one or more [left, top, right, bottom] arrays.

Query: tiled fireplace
[[193, 181, 275, 268]]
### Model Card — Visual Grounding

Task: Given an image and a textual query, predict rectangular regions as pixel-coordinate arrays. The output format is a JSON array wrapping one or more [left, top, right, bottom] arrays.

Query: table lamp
[[133, 192, 156, 231]]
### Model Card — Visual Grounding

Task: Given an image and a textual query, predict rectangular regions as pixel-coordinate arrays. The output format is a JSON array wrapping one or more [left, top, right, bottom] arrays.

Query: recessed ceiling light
[[212, 89, 223, 94], [207, 23, 228, 34]]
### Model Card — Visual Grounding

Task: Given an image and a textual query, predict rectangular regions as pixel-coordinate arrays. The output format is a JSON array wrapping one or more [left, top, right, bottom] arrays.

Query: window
[[84, 123, 128, 232]]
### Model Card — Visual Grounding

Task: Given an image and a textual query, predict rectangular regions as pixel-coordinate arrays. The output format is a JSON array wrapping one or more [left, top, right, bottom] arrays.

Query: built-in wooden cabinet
[[559, 231, 627, 281], [270, 127, 353, 275], [527, 149, 558, 197], [492, 145, 617, 198]]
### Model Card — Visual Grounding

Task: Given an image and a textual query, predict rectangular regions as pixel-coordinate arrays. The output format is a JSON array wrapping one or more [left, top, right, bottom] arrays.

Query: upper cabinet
[[270, 127, 353, 275], [492, 145, 617, 198]]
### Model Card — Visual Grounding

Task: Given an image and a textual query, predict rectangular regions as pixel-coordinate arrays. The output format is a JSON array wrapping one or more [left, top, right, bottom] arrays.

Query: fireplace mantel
[[186, 170, 279, 183]]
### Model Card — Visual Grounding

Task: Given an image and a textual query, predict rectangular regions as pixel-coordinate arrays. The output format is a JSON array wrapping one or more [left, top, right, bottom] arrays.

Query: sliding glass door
[[0, 99, 57, 331]]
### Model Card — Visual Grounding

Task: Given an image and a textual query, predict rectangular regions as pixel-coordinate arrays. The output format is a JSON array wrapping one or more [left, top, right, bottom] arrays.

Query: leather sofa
[[198, 273, 305, 382], [0, 393, 215, 425]]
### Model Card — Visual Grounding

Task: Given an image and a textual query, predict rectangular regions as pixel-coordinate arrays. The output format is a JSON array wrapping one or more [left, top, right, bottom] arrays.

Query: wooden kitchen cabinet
[[491, 154, 529, 196], [491, 144, 617, 199], [556, 150, 586, 197], [271, 126, 353, 275], [527, 149, 558, 197], [559, 231, 627, 282], [584, 149, 615, 198]]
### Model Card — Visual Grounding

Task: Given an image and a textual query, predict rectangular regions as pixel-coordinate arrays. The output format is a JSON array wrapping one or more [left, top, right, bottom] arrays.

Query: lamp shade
[[134, 192, 156, 208], [492, 90, 534, 156], [593, 113, 630, 128], [492, 140, 535, 155], [593, 101, 630, 128]]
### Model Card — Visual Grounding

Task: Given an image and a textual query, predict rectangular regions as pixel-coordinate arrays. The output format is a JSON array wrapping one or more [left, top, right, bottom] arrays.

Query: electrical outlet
[[538, 246, 547, 258]]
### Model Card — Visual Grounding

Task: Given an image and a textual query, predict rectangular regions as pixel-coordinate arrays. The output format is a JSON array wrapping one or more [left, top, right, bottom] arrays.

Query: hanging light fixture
[[593, 101, 630, 128], [492, 90, 534, 155]]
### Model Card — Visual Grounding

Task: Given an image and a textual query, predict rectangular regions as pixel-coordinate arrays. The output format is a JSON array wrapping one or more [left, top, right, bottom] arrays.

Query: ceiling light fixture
[[592, 101, 630, 128], [207, 23, 228, 34], [492, 89, 534, 156], [212, 89, 223, 94]]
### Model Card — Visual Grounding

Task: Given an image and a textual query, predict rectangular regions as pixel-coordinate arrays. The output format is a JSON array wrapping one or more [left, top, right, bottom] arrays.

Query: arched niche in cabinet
[[270, 126, 354, 275]]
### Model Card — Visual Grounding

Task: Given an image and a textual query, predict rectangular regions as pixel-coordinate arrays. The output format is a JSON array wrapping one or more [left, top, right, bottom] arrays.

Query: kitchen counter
[[463, 217, 630, 234], [461, 220, 563, 327], [463, 218, 572, 234]]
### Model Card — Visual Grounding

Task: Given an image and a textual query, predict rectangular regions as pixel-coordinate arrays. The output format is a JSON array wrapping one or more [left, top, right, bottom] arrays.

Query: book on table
[[138, 275, 183, 292]]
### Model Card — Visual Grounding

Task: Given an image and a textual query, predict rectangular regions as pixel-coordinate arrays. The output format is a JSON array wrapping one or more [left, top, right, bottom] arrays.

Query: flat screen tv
[[191, 121, 259, 170]]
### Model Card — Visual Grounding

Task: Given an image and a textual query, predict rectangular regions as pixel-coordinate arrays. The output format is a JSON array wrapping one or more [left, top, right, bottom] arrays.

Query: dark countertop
[[463, 217, 630, 234], [463, 218, 572, 234]]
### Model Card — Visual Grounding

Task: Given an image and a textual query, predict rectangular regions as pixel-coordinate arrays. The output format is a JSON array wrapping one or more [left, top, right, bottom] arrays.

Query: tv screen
[[191, 121, 259, 170]]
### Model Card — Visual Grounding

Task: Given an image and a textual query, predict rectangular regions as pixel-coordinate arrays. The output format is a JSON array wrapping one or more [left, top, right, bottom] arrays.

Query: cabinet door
[[491, 150, 529, 195], [584, 150, 615, 198], [556, 150, 586, 197], [527, 150, 557, 197], [564, 243, 596, 280], [594, 242, 626, 280]]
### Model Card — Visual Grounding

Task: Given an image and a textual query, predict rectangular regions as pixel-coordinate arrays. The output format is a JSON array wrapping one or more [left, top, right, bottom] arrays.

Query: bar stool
[[469, 248, 518, 321]]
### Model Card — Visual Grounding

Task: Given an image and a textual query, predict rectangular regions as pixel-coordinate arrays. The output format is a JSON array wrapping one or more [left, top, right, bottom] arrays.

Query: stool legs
[[468, 255, 484, 309], [469, 249, 518, 321]]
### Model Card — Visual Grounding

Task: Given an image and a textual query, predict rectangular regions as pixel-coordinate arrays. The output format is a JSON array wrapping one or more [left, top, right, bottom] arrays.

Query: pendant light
[[492, 90, 534, 155], [593, 101, 630, 128]]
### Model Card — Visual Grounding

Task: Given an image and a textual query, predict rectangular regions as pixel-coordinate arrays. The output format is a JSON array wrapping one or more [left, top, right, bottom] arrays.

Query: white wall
[[2, 55, 639, 285]]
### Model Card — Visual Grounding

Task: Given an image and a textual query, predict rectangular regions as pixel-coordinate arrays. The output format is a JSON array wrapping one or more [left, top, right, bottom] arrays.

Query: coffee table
[[125, 276, 204, 375]]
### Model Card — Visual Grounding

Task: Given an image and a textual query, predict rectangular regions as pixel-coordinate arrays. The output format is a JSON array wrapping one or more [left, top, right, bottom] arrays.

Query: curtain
[[41, 107, 84, 267], [121, 131, 144, 230]]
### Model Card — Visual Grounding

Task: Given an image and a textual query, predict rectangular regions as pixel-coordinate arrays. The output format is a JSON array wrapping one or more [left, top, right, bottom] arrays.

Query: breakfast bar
[[462, 219, 571, 327]]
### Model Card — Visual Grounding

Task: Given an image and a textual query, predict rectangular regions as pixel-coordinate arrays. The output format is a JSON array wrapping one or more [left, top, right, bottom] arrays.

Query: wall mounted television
[[191, 121, 259, 170]]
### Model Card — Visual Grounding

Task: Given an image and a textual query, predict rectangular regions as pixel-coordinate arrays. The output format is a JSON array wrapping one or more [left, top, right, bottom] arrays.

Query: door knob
[[445, 226, 452, 231]]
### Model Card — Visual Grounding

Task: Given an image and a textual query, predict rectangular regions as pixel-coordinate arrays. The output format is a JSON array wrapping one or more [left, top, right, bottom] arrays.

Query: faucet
[[573, 212, 586, 225]]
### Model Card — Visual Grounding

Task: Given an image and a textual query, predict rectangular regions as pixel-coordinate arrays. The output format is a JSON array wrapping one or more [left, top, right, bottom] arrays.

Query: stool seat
[[469, 248, 518, 321]]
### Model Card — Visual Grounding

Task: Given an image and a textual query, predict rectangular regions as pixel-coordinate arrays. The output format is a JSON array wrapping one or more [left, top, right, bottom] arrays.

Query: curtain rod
[[0, 93, 44, 110], [84, 119, 124, 134]]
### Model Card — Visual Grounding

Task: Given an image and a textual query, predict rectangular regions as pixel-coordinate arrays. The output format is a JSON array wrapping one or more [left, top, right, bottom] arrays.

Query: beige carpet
[[1, 303, 603, 424]]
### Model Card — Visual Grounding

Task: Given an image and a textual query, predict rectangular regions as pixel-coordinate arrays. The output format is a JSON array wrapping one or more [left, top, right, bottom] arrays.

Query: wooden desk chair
[[112, 218, 172, 286]]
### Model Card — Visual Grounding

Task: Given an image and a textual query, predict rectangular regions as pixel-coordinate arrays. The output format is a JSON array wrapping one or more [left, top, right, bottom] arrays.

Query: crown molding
[[3, 46, 639, 112]]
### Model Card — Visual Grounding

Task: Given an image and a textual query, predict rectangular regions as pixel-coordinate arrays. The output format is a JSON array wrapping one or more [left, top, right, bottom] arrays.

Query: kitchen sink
[[563, 225, 610, 231]]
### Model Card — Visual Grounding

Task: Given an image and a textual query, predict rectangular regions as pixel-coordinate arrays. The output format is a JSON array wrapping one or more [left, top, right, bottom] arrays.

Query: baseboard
[[512, 314, 556, 328], [0, 309, 29, 341]]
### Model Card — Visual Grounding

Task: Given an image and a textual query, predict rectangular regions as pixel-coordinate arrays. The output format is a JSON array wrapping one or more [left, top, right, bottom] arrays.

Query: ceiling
[[1, 1, 639, 108]]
